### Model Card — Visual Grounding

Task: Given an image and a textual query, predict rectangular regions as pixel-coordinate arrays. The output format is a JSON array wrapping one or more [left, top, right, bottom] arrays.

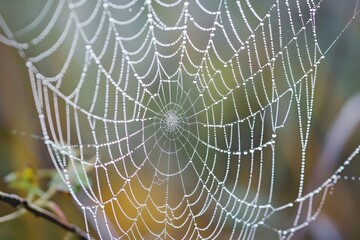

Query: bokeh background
[[0, 0, 359, 239]]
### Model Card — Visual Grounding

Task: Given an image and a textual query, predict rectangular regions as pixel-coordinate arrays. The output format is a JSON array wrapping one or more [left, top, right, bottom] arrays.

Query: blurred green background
[[0, 0, 359, 239]]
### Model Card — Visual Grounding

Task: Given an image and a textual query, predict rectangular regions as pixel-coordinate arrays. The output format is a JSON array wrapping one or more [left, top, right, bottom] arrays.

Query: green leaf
[[49, 160, 93, 194], [4, 166, 43, 197]]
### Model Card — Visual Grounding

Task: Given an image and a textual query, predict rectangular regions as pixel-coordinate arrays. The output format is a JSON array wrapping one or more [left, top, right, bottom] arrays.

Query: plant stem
[[0, 209, 26, 223], [0, 191, 90, 240]]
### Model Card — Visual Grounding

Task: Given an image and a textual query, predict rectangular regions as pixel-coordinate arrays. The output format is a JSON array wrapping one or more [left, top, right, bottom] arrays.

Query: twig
[[312, 93, 360, 183], [0, 209, 26, 223], [0, 191, 90, 240]]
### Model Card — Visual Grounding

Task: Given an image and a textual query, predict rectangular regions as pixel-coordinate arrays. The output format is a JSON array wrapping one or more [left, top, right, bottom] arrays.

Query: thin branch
[[310, 93, 360, 187], [0, 209, 26, 223], [0, 191, 90, 240]]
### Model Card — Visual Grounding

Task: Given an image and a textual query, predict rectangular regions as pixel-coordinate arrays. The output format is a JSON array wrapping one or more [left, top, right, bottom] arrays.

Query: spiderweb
[[0, 0, 359, 239]]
